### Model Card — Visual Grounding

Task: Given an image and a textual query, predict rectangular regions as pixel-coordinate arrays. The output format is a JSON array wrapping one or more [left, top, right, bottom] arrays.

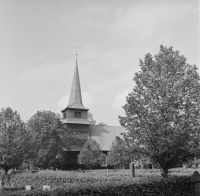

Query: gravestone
[[43, 185, 50, 191], [25, 185, 32, 191], [191, 171, 200, 196], [129, 162, 135, 177]]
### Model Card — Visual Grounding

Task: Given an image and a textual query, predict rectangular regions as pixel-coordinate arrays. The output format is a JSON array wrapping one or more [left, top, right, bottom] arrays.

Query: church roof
[[62, 60, 88, 112], [89, 125, 126, 151]]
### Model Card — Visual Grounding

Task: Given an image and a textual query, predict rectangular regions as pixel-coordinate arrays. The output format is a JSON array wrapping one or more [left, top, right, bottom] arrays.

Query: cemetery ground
[[0, 168, 195, 196]]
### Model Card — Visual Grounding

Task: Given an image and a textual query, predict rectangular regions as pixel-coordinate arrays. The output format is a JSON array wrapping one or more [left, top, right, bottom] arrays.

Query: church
[[61, 58, 125, 169]]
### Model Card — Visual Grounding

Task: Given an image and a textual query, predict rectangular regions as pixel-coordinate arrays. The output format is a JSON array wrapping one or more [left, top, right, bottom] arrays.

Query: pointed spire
[[62, 48, 88, 111], [68, 59, 83, 106]]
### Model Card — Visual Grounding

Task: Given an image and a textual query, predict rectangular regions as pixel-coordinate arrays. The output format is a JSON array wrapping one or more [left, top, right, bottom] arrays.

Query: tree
[[78, 138, 103, 170], [27, 111, 65, 169], [97, 122, 107, 126], [88, 112, 96, 125], [107, 136, 137, 169], [88, 112, 107, 125], [0, 107, 29, 179], [119, 46, 200, 177], [183, 139, 200, 169], [107, 136, 129, 168]]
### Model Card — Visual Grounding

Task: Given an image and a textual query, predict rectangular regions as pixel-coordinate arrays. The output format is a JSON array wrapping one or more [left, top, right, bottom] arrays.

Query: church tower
[[60, 51, 126, 169], [61, 57, 90, 129]]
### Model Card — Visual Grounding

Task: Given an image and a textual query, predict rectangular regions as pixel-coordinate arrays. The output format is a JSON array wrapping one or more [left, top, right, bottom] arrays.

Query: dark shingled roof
[[89, 125, 126, 151], [65, 103, 88, 110]]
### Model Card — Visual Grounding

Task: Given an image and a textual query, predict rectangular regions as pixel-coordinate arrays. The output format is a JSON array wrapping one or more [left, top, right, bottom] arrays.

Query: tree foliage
[[119, 46, 200, 177], [107, 136, 130, 168], [78, 138, 103, 169], [0, 107, 29, 174], [62, 129, 88, 151], [88, 112, 96, 125], [183, 141, 200, 169], [88, 112, 107, 125], [27, 111, 65, 169], [97, 122, 107, 126]]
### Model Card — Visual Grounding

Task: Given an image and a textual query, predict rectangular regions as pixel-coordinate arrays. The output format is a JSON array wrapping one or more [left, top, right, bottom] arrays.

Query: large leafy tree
[[78, 138, 103, 170], [27, 111, 65, 169], [119, 46, 200, 177], [0, 107, 29, 176]]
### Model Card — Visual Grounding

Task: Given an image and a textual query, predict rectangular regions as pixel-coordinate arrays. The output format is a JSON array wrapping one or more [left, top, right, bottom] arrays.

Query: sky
[[0, 0, 199, 126]]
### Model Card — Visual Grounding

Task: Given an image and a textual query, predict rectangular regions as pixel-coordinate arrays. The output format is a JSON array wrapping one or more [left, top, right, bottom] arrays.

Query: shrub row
[[5, 174, 123, 188], [4, 169, 194, 189], [1, 176, 191, 196], [5, 170, 131, 188]]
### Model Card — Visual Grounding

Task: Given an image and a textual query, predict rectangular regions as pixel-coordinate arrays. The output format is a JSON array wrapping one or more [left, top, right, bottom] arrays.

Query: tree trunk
[[161, 169, 169, 178], [4, 170, 8, 175], [2, 169, 10, 184]]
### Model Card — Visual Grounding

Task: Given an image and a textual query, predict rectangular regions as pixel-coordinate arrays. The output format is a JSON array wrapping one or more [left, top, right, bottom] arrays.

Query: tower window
[[74, 112, 81, 118], [63, 112, 66, 118]]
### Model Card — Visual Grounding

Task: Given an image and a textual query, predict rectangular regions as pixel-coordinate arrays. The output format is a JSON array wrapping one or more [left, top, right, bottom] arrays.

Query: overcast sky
[[0, 0, 199, 126]]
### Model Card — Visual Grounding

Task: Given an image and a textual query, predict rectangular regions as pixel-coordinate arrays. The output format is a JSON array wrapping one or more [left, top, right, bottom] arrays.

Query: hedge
[[1, 176, 191, 196], [5, 168, 194, 189]]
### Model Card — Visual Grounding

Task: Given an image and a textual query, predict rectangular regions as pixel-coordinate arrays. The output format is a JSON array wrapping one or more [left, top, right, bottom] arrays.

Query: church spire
[[62, 48, 88, 111], [68, 57, 83, 106]]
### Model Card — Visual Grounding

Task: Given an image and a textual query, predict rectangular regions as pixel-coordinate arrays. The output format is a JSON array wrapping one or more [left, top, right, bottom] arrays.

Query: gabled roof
[[89, 125, 126, 151], [62, 60, 88, 112], [191, 171, 200, 182]]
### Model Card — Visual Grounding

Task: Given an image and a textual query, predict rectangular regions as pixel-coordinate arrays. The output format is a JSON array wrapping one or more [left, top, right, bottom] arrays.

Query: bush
[[1, 169, 194, 195], [4, 170, 126, 188], [1, 176, 191, 196]]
